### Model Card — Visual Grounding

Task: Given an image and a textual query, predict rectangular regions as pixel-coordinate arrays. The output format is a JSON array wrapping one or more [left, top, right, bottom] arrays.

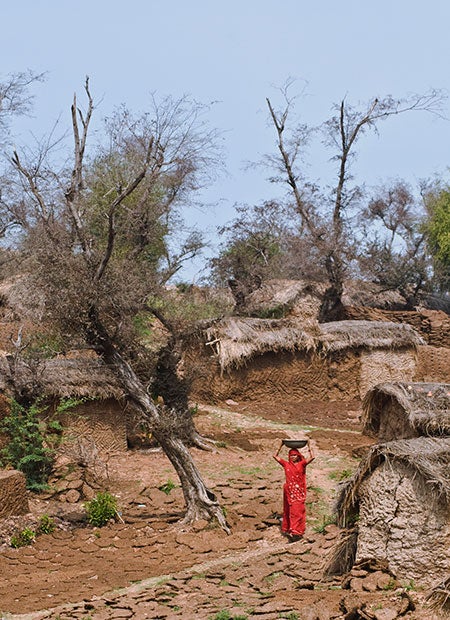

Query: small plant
[[10, 527, 36, 548], [282, 613, 300, 620], [209, 612, 248, 620], [329, 468, 353, 481], [85, 491, 119, 527], [37, 514, 55, 535], [382, 577, 397, 590], [401, 579, 416, 592], [312, 513, 337, 533], [339, 468, 353, 479], [159, 479, 177, 495]]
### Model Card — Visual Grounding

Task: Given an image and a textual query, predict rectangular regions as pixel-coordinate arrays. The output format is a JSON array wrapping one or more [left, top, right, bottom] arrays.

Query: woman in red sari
[[273, 440, 315, 541]]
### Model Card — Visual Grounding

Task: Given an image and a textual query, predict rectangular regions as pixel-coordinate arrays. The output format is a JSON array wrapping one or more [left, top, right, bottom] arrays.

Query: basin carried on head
[[282, 439, 307, 449]]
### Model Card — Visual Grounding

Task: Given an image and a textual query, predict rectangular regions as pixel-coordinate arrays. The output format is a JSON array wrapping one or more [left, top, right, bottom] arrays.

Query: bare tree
[[265, 83, 445, 320], [8, 79, 229, 530]]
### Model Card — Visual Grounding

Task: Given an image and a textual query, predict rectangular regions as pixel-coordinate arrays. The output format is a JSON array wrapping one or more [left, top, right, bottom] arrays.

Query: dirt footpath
[[0, 403, 441, 619]]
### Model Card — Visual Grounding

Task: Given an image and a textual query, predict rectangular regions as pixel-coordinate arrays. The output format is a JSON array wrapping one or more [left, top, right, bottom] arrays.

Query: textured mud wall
[[414, 345, 450, 383], [0, 470, 29, 518], [376, 400, 417, 442], [190, 349, 361, 403], [60, 399, 128, 454], [356, 462, 449, 587], [359, 350, 416, 399], [191, 345, 421, 405]]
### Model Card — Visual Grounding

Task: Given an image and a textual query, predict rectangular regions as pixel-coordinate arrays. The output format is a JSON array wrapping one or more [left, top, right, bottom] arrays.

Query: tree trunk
[[86, 311, 230, 532], [318, 284, 346, 322], [319, 256, 346, 322]]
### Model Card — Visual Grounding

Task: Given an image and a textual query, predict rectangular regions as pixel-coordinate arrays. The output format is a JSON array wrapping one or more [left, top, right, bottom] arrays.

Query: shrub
[[85, 491, 119, 527], [313, 514, 337, 533], [37, 514, 55, 535], [10, 527, 36, 548], [0, 397, 87, 491], [159, 479, 177, 495], [0, 399, 61, 491]]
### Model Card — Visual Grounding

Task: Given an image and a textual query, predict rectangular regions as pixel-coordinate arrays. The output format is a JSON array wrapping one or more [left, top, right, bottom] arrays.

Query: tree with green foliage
[[423, 187, 450, 291], [3, 79, 229, 530]]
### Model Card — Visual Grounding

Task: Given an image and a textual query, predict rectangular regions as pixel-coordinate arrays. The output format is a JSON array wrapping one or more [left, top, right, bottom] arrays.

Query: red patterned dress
[[274, 451, 308, 536]]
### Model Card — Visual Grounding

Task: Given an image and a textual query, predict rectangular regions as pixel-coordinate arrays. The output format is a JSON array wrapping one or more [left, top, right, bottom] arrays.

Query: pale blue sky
[[2, 0, 450, 279]]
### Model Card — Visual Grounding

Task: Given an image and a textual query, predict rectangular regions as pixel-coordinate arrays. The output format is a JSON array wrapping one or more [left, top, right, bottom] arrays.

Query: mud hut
[[0, 356, 137, 454], [332, 437, 450, 588], [189, 318, 424, 403], [362, 382, 450, 442]]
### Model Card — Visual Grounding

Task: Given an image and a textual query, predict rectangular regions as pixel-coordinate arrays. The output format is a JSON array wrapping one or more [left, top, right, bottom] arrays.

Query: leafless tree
[[265, 82, 445, 320], [8, 79, 229, 530]]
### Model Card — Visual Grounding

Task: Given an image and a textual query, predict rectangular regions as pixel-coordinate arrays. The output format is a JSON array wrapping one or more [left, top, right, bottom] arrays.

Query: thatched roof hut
[[332, 437, 450, 588], [362, 382, 450, 442], [205, 318, 423, 371], [189, 317, 424, 404], [0, 356, 125, 400], [204, 317, 316, 370], [0, 356, 133, 453]]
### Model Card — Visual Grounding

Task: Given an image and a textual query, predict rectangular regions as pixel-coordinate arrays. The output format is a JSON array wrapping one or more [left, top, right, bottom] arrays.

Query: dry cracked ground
[[0, 401, 444, 620]]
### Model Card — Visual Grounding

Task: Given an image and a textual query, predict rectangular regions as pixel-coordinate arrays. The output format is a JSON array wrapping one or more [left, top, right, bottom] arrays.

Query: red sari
[[274, 453, 308, 536]]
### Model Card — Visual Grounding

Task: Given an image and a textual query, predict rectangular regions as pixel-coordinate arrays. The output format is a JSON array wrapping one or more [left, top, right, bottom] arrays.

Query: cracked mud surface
[[0, 402, 441, 619]]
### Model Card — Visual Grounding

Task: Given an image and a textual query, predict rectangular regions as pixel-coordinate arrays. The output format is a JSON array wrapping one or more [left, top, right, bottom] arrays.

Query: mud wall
[[414, 345, 450, 383], [190, 349, 362, 403], [356, 462, 449, 587], [60, 398, 128, 454], [359, 350, 416, 399], [0, 470, 29, 518]]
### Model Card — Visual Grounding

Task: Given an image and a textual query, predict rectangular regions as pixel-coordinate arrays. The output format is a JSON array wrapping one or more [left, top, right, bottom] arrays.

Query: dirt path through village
[[0, 402, 441, 619]]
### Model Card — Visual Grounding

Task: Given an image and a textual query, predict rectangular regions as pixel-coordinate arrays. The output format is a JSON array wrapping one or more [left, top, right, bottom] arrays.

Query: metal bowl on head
[[282, 439, 307, 449]]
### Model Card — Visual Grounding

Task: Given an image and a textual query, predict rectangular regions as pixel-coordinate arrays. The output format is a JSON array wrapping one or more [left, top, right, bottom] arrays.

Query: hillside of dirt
[[0, 401, 445, 620]]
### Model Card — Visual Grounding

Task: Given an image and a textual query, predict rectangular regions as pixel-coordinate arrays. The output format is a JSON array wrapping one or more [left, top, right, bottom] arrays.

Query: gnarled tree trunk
[[86, 310, 230, 532]]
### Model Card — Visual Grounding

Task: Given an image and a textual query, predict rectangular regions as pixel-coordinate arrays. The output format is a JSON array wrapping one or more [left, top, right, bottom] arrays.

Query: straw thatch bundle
[[204, 317, 316, 370], [203, 317, 424, 371], [319, 320, 425, 353], [0, 356, 125, 400], [427, 576, 450, 615], [362, 382, 450, 440], [336, 437, 450, 528]]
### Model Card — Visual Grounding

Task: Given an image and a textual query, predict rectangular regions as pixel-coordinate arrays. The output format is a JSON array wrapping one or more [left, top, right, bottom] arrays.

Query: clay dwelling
[[242, 278, 450, 385], [188, 317, 425, 404], [0, 356, 139, 455], [362, 382, 450, 442], [330, 437, 450, 589]]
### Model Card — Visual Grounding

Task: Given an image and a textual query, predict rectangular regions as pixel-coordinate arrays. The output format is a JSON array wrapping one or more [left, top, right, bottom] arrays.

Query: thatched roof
[[0, 356, 125, 400], [204, 317, 424, 370], [363, 382, 450, 438], [319, 320, 425, 353], [427, 575, 450, 615], [204, 317, 316, 370], [335, 437, 450, 528]]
